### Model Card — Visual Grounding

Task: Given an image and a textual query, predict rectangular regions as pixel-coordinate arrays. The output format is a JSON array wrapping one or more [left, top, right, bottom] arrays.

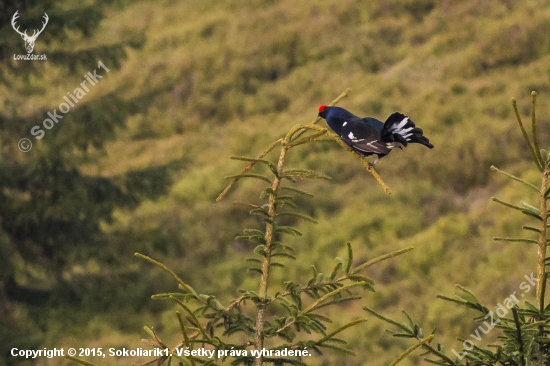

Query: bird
[[318, 105, 433, 166]]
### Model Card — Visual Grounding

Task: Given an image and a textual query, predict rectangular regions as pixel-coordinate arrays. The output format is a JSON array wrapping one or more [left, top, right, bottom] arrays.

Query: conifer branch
[[254, 143, 289, 366], [225, 173, 273, 183], [523, 225, 541, 233], [143, 326, 166, 347], [138, 254, 260, 342], [216, 138, 283, 201], [512, 308, 527, 366], [491, 197, 543, 220], [490, 166, 539, 191], [268, 279, 367, 308], [388, 334, 435, 366], [531, 91, 544, 167], [363, 307, 412, 333], [512, 97, 542, 171], [351, 247, 414, 274], [437, 289, 490, 314], [171, 297, 211, 341], [316, 318, 368, 344], [363, 307, 456, 365], [493, 237, 538, 244], [419, 343, 457, 366], [275, 283, 366, 335], [135, 253, 194, 294], [225, 294, 247, 313], [288, 130, 328, 147], [301, 282, 366, 314], [536, 165, 549, 311], [176, 312, 196, 366], [280, 186, 314, 197]]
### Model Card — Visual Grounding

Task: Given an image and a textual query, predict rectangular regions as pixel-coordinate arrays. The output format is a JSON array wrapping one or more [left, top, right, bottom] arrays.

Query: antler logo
[[11, 11, 49, 54]]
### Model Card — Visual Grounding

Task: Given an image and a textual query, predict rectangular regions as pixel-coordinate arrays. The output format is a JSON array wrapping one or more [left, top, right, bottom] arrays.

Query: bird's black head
[[318, 104, 328, 118], [317, 105, 357, 136]]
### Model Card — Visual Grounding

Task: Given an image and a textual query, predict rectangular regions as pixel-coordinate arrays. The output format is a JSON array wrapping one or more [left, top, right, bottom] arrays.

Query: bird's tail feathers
[[381, 112, 433, 149]]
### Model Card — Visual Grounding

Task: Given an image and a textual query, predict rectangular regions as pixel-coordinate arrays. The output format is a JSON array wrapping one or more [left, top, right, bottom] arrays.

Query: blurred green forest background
[[2, 0, 550, 365]]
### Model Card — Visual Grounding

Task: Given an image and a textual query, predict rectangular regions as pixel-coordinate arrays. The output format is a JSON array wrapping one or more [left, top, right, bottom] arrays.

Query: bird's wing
[[339, 119, 393, 155]]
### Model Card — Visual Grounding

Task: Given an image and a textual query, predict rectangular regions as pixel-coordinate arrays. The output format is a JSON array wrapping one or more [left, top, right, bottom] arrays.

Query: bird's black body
[[318, 105, 433, 164]]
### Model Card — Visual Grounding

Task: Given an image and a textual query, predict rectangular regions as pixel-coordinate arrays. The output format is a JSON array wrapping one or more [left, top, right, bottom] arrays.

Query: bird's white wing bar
[[347, 131, 365, 143], [350, 139, 391, 154]]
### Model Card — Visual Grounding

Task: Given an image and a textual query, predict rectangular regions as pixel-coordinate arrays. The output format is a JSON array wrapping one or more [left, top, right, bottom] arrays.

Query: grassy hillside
[[11, 0, 550, 365]]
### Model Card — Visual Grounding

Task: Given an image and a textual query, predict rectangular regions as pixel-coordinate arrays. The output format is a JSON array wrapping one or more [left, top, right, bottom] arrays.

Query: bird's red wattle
[[318, 105, 327, 113]]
